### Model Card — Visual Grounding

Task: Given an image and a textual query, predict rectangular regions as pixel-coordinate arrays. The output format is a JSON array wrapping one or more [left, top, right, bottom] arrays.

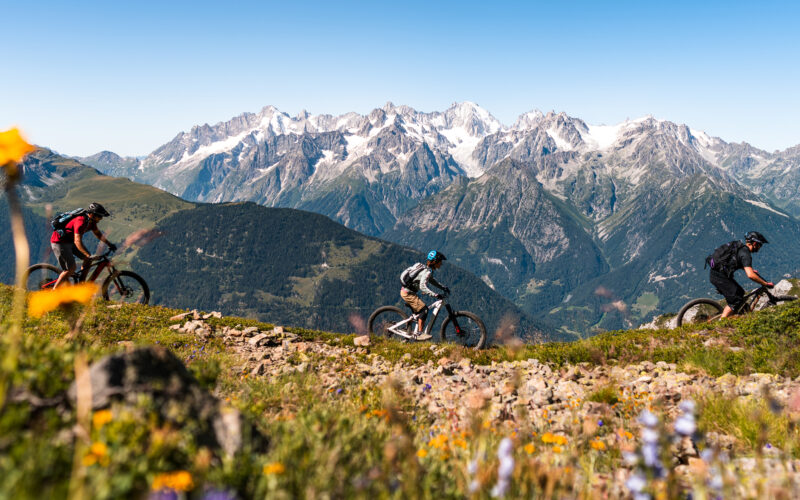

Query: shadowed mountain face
[[3, 149, 548, 341], [69, 104, 800, 334]]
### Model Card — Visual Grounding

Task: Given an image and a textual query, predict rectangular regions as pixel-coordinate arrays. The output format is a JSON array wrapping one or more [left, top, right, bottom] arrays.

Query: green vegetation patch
[[632, 292, 659, 318]]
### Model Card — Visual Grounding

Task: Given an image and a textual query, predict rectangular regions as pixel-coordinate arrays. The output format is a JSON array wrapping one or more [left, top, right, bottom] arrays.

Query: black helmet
[[745, 231, 768, 245], [427, 250, 447, 263], [87, 202, 111, 217]]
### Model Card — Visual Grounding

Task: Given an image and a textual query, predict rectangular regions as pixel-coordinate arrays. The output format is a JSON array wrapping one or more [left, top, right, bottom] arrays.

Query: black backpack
[[705, 240, 745, 275], [50, 208, 87, 236], [400, 262, 426, 288]]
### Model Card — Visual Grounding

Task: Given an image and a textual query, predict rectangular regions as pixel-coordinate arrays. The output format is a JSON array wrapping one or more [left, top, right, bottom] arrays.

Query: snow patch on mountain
[[582, 124, 623, 150], [745, 199, 789, 218]]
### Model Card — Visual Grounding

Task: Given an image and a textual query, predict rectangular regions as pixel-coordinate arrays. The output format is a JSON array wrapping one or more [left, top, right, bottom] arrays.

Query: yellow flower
[[370, 409, 389, 419], [83, 442, 109, 467], [90, 442, 108, 457], [0, 128, 35, 177], [452, 438, 468, 449], [92, 409, 113, 429], [524, 443, 536, 454], [541, 432, 568, 445], [428, 434, 449, 450], [263, 462, 286, 475], [27, 282, 99, 318], [417, 448, 428, 458], [590, 440, 607, 451], [553, 445, 563, 453], [152, 471, 194, 491]]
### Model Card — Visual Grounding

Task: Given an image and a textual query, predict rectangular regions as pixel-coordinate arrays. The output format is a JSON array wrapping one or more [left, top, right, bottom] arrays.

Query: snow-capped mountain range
[[79, 102, 800, 333]]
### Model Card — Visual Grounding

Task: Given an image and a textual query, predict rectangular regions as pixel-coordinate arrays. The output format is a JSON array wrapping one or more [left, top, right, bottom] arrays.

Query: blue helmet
[[427, 250, 447, 263]]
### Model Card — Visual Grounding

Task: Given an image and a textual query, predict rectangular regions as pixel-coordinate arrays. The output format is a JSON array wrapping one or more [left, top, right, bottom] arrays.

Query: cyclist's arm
[[92, 227, 112, 247], [417, 269, 439, 297], [744, 267, 773, 287], [428, 275, 447, 292], [73, 233, 92, 260]]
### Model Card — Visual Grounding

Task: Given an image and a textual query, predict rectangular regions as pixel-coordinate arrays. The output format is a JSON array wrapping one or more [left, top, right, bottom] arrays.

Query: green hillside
[[131, 202, 549, 339]]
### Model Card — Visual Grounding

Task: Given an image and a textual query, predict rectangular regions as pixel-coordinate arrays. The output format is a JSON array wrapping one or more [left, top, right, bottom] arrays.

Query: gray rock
[[67, 347, 269, 458], [248, 333, 269, 346]]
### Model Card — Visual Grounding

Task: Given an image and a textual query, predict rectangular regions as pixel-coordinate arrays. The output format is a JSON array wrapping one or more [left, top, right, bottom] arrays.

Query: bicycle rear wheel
[[25, 264, 61, 291], [367, 306, 411, 339], [676, 298, 724, 326], [440, 311, 487, 349], [102, 271, 150, 304]]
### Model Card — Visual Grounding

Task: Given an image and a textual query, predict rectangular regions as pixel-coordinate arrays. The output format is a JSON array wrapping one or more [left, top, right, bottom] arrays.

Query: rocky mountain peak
[[512, 110, 545, 130]]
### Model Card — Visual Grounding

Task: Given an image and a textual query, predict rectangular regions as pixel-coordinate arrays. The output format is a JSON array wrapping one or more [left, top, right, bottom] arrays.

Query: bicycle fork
[[445, 304, 464, 335]]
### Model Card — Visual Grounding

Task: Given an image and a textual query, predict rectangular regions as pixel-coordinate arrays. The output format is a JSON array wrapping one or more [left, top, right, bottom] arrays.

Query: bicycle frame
[[735, 286, 777, 314], [80, 258, 112, 283], [388, 298, 460, 340]]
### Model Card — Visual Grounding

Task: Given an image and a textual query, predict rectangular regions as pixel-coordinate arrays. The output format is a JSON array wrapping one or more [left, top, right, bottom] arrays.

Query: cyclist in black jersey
[[709, 231, 774, 318]]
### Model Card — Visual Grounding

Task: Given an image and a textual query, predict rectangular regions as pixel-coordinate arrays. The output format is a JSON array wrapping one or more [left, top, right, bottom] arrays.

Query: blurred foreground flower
[[152, 471, 194, 491], [0, 127, 35, 180], [92, 409, 113, 429], [491, 438, 514, 497], [263, 462, 285, 475], [82, 442, 109, 467], [28, 282, 99, 318]]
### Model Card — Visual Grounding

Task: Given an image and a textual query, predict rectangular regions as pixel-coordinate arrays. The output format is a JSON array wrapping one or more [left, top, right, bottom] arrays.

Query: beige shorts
[[401, 289, 426, 313]]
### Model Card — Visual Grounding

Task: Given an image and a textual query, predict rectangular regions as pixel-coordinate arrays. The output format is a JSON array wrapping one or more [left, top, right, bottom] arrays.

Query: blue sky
[[4, 0, 799, 156]]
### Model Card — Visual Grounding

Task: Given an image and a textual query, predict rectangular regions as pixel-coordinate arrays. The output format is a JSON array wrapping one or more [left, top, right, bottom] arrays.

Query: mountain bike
[[676, 284, 796, 326], [25, 249, 150, 304], [367, 295, 487, 349]]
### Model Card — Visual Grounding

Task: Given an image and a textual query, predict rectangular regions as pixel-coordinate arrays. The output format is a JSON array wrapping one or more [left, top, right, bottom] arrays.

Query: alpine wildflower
[[0, 127, 35, 180], [151, 471, 194, 491], [92, 409, 113, 429], [263, 462, 286, 475], [28, 282, 99, 318], [490, 437, 514, 498], [673, 399, 696, 437]]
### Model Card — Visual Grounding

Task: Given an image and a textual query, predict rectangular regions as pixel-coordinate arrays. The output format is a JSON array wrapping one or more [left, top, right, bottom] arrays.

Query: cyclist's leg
[[401, 289, 427, 332], [711, 273, 744, 317], [51, 242, 76, 288]]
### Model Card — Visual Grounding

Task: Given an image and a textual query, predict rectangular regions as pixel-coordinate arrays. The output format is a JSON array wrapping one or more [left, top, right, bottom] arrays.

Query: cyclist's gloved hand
[[766, 282, 775, 288], [108, 242, 117, 252], [435, 293, 445, 300]]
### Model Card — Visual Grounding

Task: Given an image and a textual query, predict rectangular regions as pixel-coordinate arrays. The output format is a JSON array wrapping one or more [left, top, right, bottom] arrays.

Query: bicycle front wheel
[[25, 264, 61, 291], [102, 271, 150, 304], [440, 311, 487, 349], [367, 306, 410, 339], [767, 295, 798, 307], [676, 298, 723, 326]]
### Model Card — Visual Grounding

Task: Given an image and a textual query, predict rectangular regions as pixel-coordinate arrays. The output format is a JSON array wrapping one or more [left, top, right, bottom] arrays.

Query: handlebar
[[90, 249, 116, 261]]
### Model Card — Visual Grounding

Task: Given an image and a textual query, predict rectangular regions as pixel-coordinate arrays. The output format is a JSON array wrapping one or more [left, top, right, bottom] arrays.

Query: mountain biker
[[400, 250, 450, 341], [50, 203, 117, 288], [708, 231, 773, 318]]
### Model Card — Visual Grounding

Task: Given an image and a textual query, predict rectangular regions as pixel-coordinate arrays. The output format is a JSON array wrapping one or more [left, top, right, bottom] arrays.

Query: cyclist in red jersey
[[51, 203, 116, 288]]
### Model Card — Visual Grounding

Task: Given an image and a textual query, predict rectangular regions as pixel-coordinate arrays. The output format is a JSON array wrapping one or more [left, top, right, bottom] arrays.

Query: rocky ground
[[170, 310, 800, 497]]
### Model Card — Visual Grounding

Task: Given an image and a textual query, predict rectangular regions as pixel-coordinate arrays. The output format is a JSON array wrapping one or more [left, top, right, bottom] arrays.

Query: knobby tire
[[102, 270, 150, 305], [676, 298, 724, 326], [25, 263, 61, 291], [440, 311, 487, 349], [367, 306, 411, 339]]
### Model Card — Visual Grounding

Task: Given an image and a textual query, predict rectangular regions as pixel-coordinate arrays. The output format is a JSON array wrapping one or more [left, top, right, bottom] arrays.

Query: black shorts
[[51, 242, 80, 271], [710, 270, 745, 309]]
